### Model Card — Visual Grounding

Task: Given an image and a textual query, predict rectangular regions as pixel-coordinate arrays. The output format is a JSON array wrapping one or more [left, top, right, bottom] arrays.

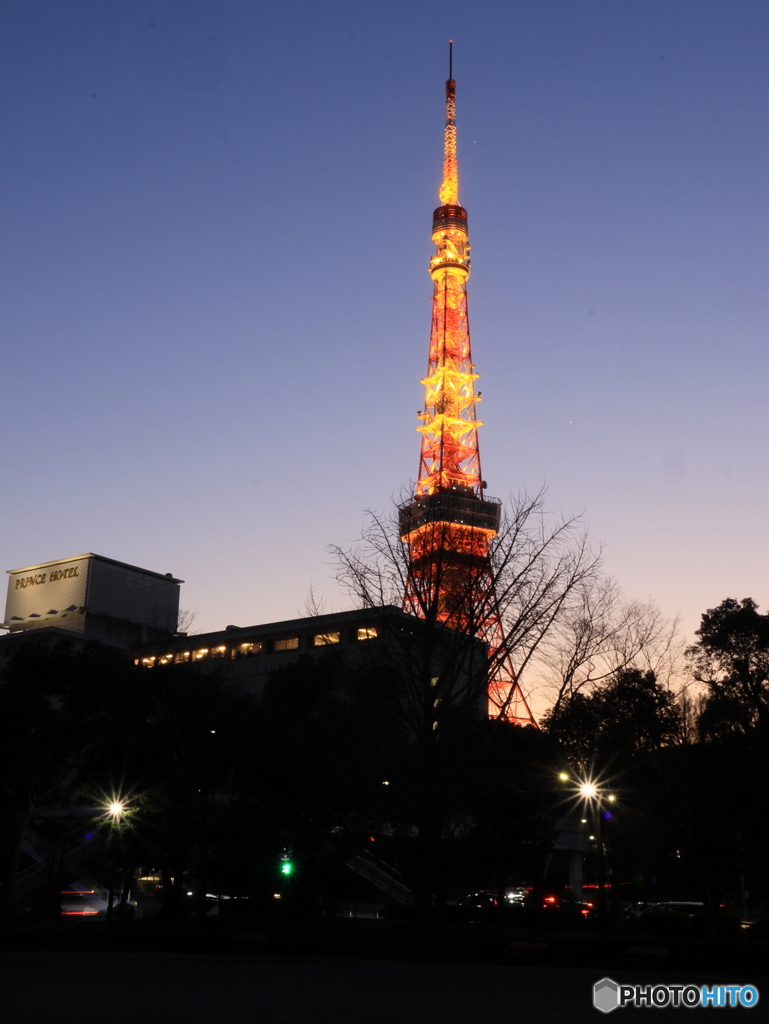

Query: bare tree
[[332, 486, 601, 722], [176, 608, 197, 636], [302, 585, 329, 619], [146, 606, 197, 640], [534, 577, 682, 720], [675, 688, 709, 745], [330, 487, 599, 923]]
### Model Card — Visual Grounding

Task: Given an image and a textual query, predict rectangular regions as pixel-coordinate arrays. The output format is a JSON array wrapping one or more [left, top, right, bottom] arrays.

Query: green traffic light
[[281, 860, 293, 876]]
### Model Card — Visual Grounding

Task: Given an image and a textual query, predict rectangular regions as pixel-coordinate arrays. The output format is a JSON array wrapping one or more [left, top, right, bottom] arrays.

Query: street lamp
[[577, 779, 616, 940], [104, 797, 127, 924]]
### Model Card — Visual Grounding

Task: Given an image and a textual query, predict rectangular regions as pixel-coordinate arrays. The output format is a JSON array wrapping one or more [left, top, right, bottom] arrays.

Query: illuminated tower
[[398, 47, 536, 726]]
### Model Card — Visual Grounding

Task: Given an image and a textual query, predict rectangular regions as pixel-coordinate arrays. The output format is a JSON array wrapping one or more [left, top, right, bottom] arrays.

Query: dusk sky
[[3, 1, 768, 695]]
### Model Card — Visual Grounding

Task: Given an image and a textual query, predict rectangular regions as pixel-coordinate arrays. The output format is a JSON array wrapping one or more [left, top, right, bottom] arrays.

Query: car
[[456, 891, 500, 909], [59, 888, 107, 916], [639, 901, 706, 917]]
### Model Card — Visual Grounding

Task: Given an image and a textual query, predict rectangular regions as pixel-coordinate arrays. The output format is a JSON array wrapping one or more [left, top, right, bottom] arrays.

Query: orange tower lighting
[[398, 45, 536, 726]]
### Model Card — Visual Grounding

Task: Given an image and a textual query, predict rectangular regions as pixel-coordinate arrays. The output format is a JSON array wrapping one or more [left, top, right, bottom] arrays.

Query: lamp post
[[556, 771, 618, 937], [105, 800, 125, 926], [578, 782, 616, 940]]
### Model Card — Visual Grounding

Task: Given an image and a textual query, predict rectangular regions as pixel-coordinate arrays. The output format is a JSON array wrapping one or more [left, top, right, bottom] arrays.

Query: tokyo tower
[[398, 46, 536, 726]]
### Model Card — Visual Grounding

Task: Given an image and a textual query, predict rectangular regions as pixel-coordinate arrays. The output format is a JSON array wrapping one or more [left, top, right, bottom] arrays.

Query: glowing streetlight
[[103, 797, 130, 924], [575, 777, 617, 939], [104, 800, 126, 925]]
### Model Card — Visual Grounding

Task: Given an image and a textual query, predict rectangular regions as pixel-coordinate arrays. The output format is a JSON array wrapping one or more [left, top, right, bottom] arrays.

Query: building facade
[[1, 553, 183, 654], [2, 558, 488, 716]]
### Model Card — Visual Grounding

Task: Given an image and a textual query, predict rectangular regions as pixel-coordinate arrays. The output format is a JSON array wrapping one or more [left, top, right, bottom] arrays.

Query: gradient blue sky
[[3, 1, 768, 662]]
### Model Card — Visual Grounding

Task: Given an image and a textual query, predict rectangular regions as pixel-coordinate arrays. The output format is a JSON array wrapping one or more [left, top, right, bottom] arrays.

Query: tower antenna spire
[[398, 52, 537, 727], [439, 43, 458, 206]]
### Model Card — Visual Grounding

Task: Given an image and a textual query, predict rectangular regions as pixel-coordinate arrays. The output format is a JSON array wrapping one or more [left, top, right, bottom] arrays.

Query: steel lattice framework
[[399, 55, 536, 726]]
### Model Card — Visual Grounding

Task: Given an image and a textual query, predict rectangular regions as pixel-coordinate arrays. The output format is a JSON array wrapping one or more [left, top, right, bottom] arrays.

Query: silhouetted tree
[[90, 660, 258, 916], [542, 668, 682, 771], [687, 597, 769, 738], [0, 641, 106, 918], [331, 490, 599, 924], [536, 577, 681, 719]]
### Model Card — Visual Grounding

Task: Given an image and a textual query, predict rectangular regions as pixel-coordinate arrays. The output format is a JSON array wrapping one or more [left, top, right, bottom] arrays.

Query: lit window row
[[134, 626, 378, 667]]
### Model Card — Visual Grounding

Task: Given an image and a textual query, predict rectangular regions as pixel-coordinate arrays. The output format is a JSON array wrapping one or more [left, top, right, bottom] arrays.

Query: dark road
[[1, 953, 764, 1023]]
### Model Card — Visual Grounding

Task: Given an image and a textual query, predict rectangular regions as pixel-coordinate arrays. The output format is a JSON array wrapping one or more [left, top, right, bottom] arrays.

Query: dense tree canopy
[[3, 592, 768, 928], [687, 597, 769, 738], [541, 667, 682, 770]]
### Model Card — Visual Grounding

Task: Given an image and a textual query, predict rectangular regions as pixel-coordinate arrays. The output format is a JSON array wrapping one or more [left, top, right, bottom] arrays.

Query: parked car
[[640, 901, 705, 916], [59, 888, 107, 916]]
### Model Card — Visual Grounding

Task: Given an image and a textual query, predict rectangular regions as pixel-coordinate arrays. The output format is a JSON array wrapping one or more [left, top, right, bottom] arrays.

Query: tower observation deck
[[399, 49, 536, 726]]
